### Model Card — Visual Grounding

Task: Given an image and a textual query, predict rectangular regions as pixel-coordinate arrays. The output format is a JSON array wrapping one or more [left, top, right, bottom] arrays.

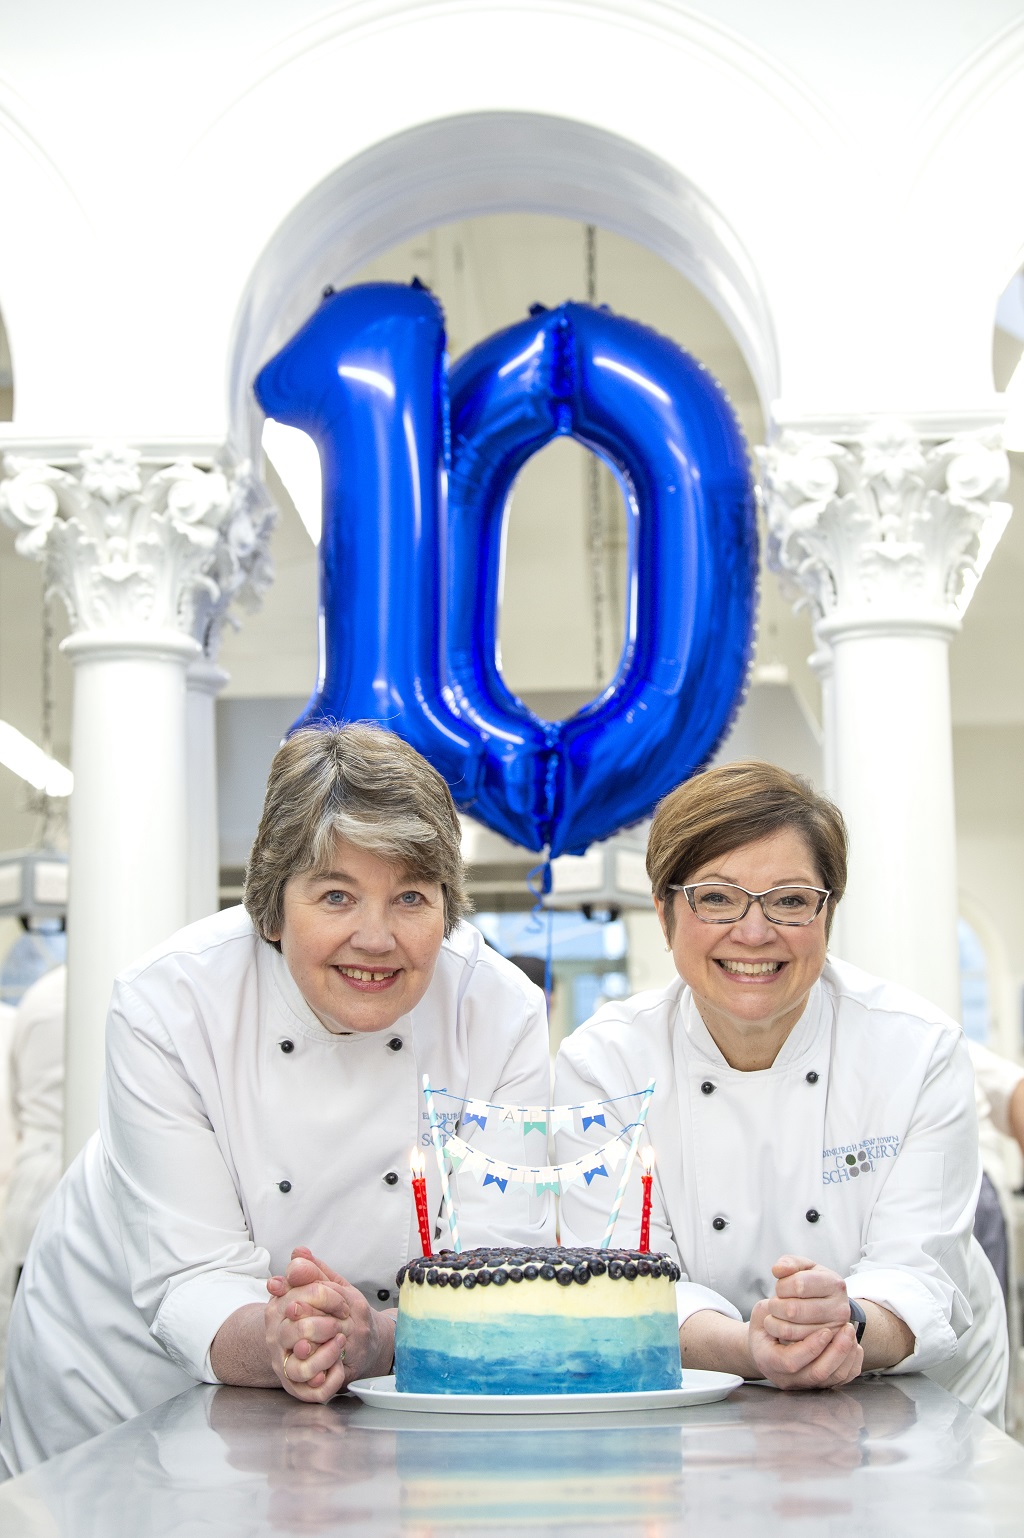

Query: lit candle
[[639, 1145, 655, 1252], [410, 1149, 433, 1258]]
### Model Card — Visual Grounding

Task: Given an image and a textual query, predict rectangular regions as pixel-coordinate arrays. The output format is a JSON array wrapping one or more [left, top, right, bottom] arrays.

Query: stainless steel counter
[[1, 1375, 1022, 1536]]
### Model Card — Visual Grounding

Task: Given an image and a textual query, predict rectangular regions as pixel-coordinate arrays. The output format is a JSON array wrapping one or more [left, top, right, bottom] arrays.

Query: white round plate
[[346, 1371, 743, 1415]]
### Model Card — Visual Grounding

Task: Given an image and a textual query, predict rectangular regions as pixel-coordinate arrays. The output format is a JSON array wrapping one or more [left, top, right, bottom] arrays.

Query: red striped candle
[[639, 1145, 655, 1252], [410, 1149, 433, 1258]]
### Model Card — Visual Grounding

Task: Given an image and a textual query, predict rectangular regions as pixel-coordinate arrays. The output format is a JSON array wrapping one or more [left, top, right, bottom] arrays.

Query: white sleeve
[[553, 1034, 740, 1328], [846, 1031, 982, 1375], [968, 1041, 1024, 1140], [101, 980, 270, 1383], [447, 988, 557, 1250]]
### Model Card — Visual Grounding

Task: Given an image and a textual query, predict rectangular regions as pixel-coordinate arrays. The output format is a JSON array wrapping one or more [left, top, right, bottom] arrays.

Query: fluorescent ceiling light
[[261, 419, 322, 544], [0, 721, 73, 797]]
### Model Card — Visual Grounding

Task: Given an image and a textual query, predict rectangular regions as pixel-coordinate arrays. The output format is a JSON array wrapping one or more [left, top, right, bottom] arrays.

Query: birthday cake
[[393, 1246, 682, 1395]]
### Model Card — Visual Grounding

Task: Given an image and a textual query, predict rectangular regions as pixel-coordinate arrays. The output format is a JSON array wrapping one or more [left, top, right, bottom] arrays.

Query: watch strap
[[848, 1297, 867, 1343]]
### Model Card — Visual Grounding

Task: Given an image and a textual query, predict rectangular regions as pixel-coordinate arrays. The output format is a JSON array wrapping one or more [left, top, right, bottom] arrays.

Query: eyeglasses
[[668, 882, 831, 926]]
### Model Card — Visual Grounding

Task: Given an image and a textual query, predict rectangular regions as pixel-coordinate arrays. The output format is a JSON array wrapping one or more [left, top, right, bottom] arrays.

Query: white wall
[[0, 4, 1021, 442], [1, 4, 1024, 1036]]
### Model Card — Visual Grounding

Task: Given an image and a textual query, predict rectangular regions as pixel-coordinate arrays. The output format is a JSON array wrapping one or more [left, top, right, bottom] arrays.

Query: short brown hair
[[646, 761, 847, 937], [244, 723, 471, 942]]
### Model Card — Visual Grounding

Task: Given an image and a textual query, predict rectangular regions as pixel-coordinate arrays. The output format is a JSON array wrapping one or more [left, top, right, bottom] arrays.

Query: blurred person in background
[[0, 965, 64, 1391]]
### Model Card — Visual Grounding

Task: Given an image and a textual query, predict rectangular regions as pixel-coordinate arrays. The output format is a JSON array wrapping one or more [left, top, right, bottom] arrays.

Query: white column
[[807, 639, 836, 799], [761, 416, 1010, 1017], [186, 660, 229, 924], [63, 630, 197, 1158], [0, 444, 274, 1161]]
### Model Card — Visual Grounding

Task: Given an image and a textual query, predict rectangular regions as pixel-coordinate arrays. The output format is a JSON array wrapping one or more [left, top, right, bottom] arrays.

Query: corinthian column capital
[[0, 442, 275, 654], [759, 416, 1011, 636]]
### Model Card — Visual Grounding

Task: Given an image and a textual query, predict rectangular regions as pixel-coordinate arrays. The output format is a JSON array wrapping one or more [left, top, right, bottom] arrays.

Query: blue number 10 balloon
[[255, 282, 757, 856]]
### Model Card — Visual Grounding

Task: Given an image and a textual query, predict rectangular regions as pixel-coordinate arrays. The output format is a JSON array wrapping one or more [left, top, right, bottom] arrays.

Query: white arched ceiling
[[228, 111, 778, 460], [0, 4, 1021, 435]]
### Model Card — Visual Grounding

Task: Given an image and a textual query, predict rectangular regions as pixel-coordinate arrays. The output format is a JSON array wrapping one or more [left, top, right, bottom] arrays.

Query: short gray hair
[[244, 723, 471, 941]]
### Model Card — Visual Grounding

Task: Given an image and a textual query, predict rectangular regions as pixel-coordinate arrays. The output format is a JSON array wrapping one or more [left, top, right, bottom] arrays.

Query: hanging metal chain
[[38, 588, 60, 846], [585, 223, 607, 688], [41, 589, 54, 761]]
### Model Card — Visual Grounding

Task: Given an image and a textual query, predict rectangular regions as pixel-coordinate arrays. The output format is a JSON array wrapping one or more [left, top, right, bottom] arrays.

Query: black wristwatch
[[848, 1297, 867, 1343]]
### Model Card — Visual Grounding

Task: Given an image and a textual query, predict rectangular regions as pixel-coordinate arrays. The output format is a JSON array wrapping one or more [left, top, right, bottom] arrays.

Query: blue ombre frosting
[[394, 1246, 683, 1397], [395, 1312, 680, 1394]]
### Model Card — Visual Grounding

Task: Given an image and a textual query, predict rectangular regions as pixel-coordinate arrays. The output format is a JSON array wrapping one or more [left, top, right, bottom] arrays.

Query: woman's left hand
[[745, 1254, 864, 1390], [267, 1248, 396, 1394], [762, 1255, 854, 1341], [761, 1255, 856, 1342]]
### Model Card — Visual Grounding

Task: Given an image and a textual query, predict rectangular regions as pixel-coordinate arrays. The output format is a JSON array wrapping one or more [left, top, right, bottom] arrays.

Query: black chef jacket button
[[805, 1070, 819, 1084], [700, 1081, 715, 1095], [387, 1037, 403, 1052], [278, 1180, 292, 1193], [279, 1040, 295, 1054], [384, 1171, 399, 1186], [712, 1216, 727, 1231], [806, 1209, 820, 1223], [377, 1288, 391, 1301]]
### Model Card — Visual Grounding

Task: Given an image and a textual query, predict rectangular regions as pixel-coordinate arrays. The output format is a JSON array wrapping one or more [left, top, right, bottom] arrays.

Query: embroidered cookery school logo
[[822, 1135, 901, 1184], [420, 1106, 459, 1149]]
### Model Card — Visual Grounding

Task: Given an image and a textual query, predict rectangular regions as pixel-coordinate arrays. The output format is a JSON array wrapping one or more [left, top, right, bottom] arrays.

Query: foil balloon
[[253, 282, 483, 801], [447, 303, 757, 854], [254, 283, 757, 856]]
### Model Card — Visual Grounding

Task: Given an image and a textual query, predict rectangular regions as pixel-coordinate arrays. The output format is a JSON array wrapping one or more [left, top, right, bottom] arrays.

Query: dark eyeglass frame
[[668, 882, 832, 927]]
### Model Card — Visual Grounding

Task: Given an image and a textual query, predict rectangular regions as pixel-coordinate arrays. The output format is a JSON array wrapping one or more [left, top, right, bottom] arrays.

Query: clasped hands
[[265, 1247, 396, 1403], [748, 1254, 864, 1390], [264, 1247, 864, 1402]]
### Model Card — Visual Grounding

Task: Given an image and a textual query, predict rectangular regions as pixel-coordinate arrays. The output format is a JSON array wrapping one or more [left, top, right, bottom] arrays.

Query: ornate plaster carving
[[0, 444, 275, 653], [759, 417, 1010, 630]]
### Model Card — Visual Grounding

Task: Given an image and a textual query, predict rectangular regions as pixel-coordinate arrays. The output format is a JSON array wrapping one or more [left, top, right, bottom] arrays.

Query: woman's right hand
[[748, 1297, 863, 1389], [747, 1254, 864, 1389], [265, 1248, 397, 1400], [265, 1250, 351, 1402]]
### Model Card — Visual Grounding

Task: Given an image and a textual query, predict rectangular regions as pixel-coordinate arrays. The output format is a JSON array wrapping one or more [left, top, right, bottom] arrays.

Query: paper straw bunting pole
[[599, 1078, 656, 1249], [422, 1073, 462, 1253]]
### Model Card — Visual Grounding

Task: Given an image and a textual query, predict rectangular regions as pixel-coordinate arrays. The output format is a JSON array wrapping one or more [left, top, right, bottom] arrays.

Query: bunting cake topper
[[420, 1075, 656, 1252]]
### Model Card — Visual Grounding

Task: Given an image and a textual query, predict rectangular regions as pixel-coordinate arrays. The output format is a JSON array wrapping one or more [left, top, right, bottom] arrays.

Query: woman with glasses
[[555, 760, 1007, 1422]]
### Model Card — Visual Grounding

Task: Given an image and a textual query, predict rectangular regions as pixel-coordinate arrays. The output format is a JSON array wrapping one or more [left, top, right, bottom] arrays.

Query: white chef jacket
[[555, 957, 1007, 1424], [0, 965, 65, 1392], [0, 909, 554, 1475]]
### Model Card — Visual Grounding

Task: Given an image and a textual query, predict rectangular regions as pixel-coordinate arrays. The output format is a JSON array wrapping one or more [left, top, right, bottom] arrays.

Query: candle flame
[[410, 1148, 425, 1177], [640, 1145, 656, 1173]]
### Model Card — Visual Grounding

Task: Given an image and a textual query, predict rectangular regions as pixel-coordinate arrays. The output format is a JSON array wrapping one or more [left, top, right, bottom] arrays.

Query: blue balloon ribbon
[[254, 283, 757, 856]]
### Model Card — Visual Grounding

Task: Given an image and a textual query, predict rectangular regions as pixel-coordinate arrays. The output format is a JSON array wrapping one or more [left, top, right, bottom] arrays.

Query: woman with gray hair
[[0, 725, 554, 1474]]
